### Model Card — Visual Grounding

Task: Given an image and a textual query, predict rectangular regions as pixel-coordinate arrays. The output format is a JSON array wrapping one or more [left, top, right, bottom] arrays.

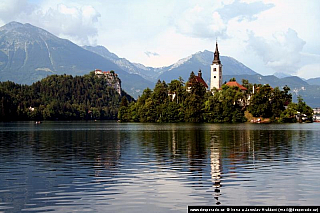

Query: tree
[[280, 102, 297, 123], [120, 96, 129, 107], [282, 85, 292, 106], [249, 84, 273, 118], [164, 101, 182, 122], [184, 72, 206, 122], [168, 79, 186, 104], [188, 71, 196, 82], [270, 87, 286, 120], [296, 95, 313, 122], [205, 85, 246, 123], [118, 96, 130, 121], [151, 80, 169, 122]]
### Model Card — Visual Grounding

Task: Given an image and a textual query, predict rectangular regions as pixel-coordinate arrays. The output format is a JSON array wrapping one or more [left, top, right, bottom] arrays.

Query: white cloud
[[144, 52, 160, 58], [0, 0, 319, 79], [174, 0, 274, 40], [0, 1, 100, 46], [174, 5, 227, 39], [247, 28, 306, 73], [0, 0, 34, 25], [217, 0, 274, 22], [30, 4, 101, 45], [296, 64, 320, 79]]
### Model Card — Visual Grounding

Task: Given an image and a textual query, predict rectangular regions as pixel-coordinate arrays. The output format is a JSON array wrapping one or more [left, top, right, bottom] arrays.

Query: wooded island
[[0, 71, 313, 123], [118, 71, 313, 123]]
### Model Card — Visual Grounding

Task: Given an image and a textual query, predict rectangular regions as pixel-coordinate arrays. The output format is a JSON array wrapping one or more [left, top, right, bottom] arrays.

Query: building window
[[213, 68, 216, 71], [214, 76, 216, 78]]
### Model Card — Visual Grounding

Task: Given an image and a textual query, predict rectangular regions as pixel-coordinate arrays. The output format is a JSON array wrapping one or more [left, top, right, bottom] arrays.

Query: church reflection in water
[[210, 138, 221, 205], [70, 123, 295, 206]]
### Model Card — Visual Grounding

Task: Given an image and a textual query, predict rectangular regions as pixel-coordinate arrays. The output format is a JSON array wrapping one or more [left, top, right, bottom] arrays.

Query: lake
[[0, 121, 319, 212]]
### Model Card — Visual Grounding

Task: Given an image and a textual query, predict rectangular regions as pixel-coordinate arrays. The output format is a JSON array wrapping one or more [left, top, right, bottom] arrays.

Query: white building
[[313, 108, 320, 114], [210, 41, 223, 91]]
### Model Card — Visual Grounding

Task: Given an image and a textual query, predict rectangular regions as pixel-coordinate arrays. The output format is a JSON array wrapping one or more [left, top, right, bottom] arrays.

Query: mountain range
[[0, 21, 320, 107], [82, 45, 257, 84], [0, 21, 153, 97]]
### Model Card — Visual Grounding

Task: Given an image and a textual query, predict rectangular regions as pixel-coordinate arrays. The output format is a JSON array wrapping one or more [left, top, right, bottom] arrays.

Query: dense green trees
[[0, 72, 133, 121], [118, 74, 313, 123], [249, 84, 274, 118], [204, 85, 247, 123], [248, 84, 314, 122], [0, 70, 313, 123], [119, 73, 248, 123], [279, 95, 313, 123]]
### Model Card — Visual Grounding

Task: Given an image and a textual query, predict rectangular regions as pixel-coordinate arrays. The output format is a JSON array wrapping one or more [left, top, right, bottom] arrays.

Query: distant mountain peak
[[1, 21, 39, 32], [82, 45, 165, 82], [1, 21, 318, 106], [273, 72, 292, 79], [0, 21, 24, 31], [155, 50, 258, 84], [82, 45, 119, 60], [0, 21, 153, 98], [169, 55, 192, 71], [0, 21, 58, 42]]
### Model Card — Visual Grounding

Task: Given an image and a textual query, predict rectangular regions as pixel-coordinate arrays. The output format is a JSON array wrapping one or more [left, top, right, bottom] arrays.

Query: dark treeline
[[0, 72, 134, 121], [119, 72, 313, 123]]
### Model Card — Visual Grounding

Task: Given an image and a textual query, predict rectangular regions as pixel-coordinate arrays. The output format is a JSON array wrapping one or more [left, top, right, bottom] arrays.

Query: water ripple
[[0, 122, 319, 212]]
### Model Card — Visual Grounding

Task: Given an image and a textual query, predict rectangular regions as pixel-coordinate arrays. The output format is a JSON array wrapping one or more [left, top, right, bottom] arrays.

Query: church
[[209, 41, 247, 93], [210, 41, 223, 91], [186, 41, 247, 93], [187, 41, 223, 92]]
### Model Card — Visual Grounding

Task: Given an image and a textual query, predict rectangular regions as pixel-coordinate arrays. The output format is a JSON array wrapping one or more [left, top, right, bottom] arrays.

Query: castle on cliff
[[94, 69, 122, 95]]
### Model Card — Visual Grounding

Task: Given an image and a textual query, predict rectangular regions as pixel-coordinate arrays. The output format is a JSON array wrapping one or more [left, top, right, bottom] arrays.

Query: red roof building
[[94, 69, 103, 75], [187, 70, 208, 90], [225, 81, 247, 91]]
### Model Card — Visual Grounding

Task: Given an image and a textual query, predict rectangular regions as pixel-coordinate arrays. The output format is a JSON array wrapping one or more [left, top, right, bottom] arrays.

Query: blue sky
[[0, 0, 319, 79]]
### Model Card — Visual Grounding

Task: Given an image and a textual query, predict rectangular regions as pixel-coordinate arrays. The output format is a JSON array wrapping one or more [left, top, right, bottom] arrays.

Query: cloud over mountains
[[174, 0, 274, 39], [218, 0, 274, 22], [247, 28, 306, 73], [0, 0, 100, 45], [0, 0, 319, 79]]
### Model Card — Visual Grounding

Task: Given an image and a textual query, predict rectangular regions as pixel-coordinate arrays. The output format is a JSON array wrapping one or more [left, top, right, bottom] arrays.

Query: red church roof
[[187, 70, 208, 89], [194, 76, 208, 88], [225, 81, 247, 90]]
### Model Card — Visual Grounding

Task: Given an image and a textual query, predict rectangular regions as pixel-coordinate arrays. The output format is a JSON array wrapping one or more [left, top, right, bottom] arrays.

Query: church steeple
[[210, 40, 223, 91], [212, 41, 221, 65]]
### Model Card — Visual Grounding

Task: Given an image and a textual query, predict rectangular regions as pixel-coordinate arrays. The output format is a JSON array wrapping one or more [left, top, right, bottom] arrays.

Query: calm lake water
[[0, 121, 319, 212]]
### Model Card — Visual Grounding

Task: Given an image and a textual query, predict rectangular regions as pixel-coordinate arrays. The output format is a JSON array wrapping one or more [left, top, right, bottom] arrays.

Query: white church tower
[[210, 41, 222, 91]]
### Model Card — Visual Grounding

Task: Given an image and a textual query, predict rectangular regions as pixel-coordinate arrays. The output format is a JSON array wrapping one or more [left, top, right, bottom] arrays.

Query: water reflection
[[210, 138, 221, 205], [0, 122, 319, 212]]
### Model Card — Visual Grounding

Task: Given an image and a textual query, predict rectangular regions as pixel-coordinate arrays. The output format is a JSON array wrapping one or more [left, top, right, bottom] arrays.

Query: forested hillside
[[0, 72, 134, 121]]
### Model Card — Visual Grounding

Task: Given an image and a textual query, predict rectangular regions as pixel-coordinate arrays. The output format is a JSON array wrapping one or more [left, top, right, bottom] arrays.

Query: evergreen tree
[[184, 72, 206, 122]]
